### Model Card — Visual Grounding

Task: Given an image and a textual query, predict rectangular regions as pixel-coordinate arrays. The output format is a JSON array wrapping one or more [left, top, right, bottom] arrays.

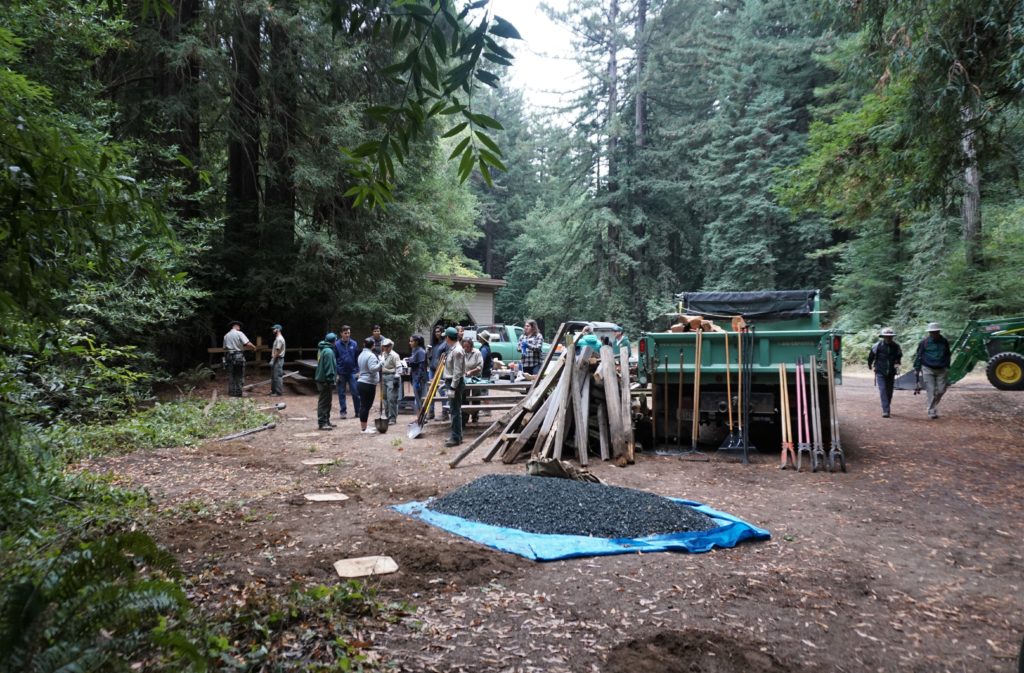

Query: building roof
[[426, 273, 507, 289]]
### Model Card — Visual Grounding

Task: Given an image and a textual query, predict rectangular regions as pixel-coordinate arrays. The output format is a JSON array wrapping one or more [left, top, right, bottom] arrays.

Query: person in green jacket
[[315, 333, 338, 431], [613, 325, 631, 362]]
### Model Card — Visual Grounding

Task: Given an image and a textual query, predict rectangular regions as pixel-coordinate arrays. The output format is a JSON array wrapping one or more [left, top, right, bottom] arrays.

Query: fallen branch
[[242, 371, 300, 391], [215, 422, 276, 442]]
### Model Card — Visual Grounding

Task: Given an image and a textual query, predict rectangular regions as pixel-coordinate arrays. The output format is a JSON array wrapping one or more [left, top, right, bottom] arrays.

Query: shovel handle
[[416, 353, 447, 425]]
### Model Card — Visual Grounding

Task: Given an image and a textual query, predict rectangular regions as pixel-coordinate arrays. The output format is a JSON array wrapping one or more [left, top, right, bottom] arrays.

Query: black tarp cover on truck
[[675, 290, 817, 321]]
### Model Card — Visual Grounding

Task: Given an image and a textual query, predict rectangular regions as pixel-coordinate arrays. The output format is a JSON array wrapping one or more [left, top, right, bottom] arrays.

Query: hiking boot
[[444, 439, 461, 447], [339, 412, 347, 419], [327, 421, 337, 427], [882, 412, 890, 418], [318, 425, 333, 431]]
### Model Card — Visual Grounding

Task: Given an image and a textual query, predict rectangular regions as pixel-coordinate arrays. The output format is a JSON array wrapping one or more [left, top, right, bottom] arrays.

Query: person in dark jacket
[[867, 327, 902, 418], [334, 325, 360, 419], [315, 333, 338, 431], [913, 322, 952, 419], [407, 334, 429, 416], [428, 326, 451, 420]]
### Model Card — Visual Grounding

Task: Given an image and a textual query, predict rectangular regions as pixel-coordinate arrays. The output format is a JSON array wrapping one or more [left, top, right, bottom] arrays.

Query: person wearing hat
[[379, 338, 402, 425], [477, 330, 493, 380], [442, 327, 465, 446], [315, 333, 338, 431], [867, 327, 902, 417], [270, 324, 286, 396], [428, 326, 452, 420], [914, 322, 952, 419], [613, 325, 631, 362], [223, 320, 256, 397]]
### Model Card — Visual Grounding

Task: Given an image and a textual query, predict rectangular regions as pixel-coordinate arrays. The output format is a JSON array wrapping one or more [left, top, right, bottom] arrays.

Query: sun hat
[[381, 338, 394, 347], [926, 322, 942, 332], [325, 332, 337, 342], [477, 330, 491, 343], [445, 326, 458, 339], [879, 327, 896, 336], [613, 325, 624, 332]]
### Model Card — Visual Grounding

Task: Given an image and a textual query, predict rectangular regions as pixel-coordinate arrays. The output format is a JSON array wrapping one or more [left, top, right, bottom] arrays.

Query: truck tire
[[985, 352, 1024, 391]]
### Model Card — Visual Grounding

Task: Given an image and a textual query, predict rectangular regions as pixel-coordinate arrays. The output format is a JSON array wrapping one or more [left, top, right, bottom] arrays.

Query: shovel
[[408, 353, 446, 439], [374, 374, 390, 434], [681, 329, 709, 461]]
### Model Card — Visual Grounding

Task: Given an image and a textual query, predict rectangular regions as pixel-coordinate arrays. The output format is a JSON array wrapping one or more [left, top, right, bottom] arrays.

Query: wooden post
[[599, 346, 625, 457], [597, 403, 610, 460], [620, 346, 634, 462]]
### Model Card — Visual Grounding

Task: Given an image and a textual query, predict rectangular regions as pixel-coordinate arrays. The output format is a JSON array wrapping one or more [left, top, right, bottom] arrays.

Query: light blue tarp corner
[[391, 498, 770, 561]]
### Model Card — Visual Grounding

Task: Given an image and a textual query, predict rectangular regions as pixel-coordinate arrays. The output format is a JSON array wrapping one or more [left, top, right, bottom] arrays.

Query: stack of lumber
[[449, 340, 635, 468], [671, 314, 726, 332]]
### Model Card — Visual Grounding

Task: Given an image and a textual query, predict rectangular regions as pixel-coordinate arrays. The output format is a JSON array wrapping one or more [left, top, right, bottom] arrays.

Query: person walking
[[334, 325, 360, 419], [314, 333, 337, 431], [380, 338, 401, 425], [914, 322, 952, 419], [357, 337, 382, 433], [519, 319, 544, 376], [407, 334, 429, 416], [867, 327, 902, 417], [442, 327, 465, 447], [270, 324, 286, 396], [223, 320, 255, 397]]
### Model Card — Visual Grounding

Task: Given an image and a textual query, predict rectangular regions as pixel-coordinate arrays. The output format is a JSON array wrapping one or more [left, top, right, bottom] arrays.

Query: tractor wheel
[[985, 352, 1024, 391]]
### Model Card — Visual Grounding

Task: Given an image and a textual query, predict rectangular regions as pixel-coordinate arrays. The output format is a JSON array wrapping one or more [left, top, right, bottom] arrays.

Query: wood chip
[[300, 458, 335, 466], [304, 493, 349, 502]]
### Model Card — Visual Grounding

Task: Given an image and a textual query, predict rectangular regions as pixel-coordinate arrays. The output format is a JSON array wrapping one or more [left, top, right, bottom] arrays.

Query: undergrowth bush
[[51, 399, 272, 460]]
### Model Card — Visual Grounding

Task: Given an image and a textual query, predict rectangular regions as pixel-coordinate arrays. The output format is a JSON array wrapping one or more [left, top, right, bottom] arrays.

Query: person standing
[[314, 333, 337, 431], [270, 324, 286, 396], [369, 324, 385, 355], [428, 326, 451, 420], [407, 334, 429, 416], [380, 338, 401, 425], [613, 325, 631, 362], [223, 320, 255, 397], [443, 327, 466, 446], [913, 323, 950, 417], [334, 325, 360, 419], [914, 322, 952, 419], [575, 324, 602, 353], [477, 331, 493, 380], [357, 337, 382, 433], [867, 327, 902, 418], [461, 335, 484, 426], [519, 319, 544, 376]]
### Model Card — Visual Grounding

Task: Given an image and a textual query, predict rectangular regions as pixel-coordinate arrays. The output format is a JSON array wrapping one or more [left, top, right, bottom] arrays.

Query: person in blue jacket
[[334, 325, 360, 419]]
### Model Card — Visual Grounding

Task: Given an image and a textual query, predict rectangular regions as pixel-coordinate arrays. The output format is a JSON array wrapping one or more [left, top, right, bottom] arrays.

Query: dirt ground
[[85, 369, 1024, 673]]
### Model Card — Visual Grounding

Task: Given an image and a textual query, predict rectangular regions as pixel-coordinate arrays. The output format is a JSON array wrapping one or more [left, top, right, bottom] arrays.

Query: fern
[[0, 532, 197, 673]]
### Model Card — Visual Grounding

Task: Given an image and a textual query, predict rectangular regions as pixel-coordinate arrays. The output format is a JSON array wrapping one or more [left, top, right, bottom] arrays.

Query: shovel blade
[[893, 370, 919, 391], [407, 421, 424, 439]]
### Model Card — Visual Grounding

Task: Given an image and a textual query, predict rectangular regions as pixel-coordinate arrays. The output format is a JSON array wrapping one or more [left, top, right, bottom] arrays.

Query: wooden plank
[[535, 362, 570, 457], [619, 346, 635, 462], [599, 346, 625, 457], [528, 322, 567, 394], [447, 365, 561, 469], [551, 349, 578, 460], [242, 370, 300, 391], [505, 396, 552, 463], [597, 403, 610, 460], [571, 348, 594, 465]]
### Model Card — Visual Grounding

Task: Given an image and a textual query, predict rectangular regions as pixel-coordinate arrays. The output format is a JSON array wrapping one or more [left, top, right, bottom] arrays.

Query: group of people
[[223, 319, 633, 444], [868, 322, 952, 419]]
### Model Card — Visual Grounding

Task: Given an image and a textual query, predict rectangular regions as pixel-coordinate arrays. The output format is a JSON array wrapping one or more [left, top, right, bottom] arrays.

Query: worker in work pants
[[921, 365, 948, 419]]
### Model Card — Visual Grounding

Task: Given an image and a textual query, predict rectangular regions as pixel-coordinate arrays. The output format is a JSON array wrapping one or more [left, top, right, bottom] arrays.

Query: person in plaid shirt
[[519, 319, 544, 375]]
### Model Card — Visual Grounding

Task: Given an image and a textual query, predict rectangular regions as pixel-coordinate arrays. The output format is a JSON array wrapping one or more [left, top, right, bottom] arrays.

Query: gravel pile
[[427, 475, 717, 538]]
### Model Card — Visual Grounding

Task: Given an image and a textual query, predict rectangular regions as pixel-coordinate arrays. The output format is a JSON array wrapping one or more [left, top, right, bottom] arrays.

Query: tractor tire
[[985, 352, 1024, 391]]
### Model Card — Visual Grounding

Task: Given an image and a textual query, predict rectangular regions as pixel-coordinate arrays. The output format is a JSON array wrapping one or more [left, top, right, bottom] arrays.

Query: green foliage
[[0, 532, 198, 673], [51, 398, 273, 460], [198, 581, 410, 671]]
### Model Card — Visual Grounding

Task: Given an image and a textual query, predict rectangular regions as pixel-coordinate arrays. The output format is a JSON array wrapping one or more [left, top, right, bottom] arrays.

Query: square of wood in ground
[[304, 493, 349, 502], [300, 458, 335, 466], [333, 555, 398, 578]]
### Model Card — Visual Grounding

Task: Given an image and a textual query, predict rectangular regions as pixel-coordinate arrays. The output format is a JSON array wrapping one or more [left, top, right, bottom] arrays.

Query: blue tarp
[[392, 498, 770, 561]]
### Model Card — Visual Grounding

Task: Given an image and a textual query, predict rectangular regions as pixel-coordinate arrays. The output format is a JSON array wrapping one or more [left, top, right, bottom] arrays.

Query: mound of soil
[[605, 629, 802, 673]]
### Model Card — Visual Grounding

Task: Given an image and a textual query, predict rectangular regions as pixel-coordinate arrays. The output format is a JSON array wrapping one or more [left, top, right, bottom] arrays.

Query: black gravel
[[426, 475, 717, 538]]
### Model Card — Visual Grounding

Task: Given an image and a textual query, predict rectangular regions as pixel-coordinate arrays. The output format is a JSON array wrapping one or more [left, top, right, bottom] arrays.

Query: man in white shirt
[[223, 320, 255, 397], [270, 324, 286, 396]]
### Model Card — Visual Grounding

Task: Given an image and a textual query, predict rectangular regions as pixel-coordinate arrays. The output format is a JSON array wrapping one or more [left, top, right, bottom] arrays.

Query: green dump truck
[[636, 290, 841, 448]]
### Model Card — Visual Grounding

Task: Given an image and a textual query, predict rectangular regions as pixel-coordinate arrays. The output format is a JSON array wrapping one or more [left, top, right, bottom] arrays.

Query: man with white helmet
[[867, 327, 902, 417], [913, 322, 952, 419]]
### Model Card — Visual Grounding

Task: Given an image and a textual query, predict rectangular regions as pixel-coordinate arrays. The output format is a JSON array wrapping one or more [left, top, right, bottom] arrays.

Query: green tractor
[[949, 317, 1024, 390]]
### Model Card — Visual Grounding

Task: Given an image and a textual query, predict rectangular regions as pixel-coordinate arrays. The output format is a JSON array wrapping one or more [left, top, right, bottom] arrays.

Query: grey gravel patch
[[427, 475, 716, 538]]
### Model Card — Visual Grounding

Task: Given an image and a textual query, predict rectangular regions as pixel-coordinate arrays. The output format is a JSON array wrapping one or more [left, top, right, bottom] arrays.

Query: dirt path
[[87, 370, 1024, 672]]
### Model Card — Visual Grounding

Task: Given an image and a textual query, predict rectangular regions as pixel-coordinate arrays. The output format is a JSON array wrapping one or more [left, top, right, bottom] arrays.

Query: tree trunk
[[606, 0, 619, 189], [265, 1, 297, 253], [960, 106, 982, 270], [634, 0, 647, 150], [165, 0, 202, 219], [225, 0, 262, 280]]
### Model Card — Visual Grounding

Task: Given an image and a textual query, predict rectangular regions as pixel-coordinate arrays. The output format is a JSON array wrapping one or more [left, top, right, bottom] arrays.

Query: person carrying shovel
[[867, 327, 902, 418]]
